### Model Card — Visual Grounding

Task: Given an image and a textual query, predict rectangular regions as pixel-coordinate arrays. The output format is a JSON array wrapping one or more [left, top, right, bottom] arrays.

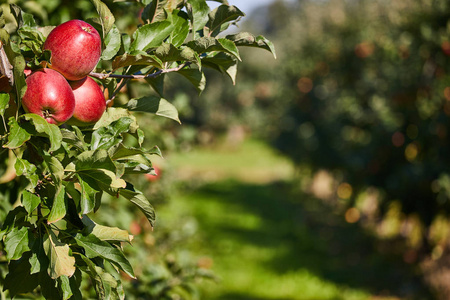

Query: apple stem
[[89, 62, 191, 80]]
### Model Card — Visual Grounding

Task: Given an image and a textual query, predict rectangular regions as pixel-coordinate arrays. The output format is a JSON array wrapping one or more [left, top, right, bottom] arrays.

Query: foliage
[[0, 0, 274, 298]]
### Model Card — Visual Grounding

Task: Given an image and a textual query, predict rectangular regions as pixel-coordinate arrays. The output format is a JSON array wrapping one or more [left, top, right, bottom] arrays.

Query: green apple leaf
[[0, 93, 10, 116], [226, 32, 277, 59], [155, 43, 196, 63], [77, 168, 126, 196], [126, 96, 180, 123], [14, 157, 39, 187], [89, 0, 115, 37], [142, 0, 184, 23], [91, 117, 134, 151], [187, 37, 240, 60], [186, 0, 210, 35], [58, 275, 72, 300], [82, 216, 132, 243], [145, 73, 165, 97], [111, 144, 162, 160], [101, 24, 121, 61], [93, 107, 138, 132], [205, 5, 245, 37], [202, 52, 238, 84], [112, 53, 163, 70], [43, 229, 76, 279], [75, 150, 116, 173], [21, 113, 62, 152], [130, 21, 174, 52], [120, 183, 155, 228], [22, 190, 41, 215], [168, 10, 190, 47], [4, 253, 39, 298], [74, 233, 135, 278], [4, 117, 31, 149], [47, 185, 67, 224], [176, 67, 206, 95], [79, 254, 124, 300], [4, 226, 31, 260]]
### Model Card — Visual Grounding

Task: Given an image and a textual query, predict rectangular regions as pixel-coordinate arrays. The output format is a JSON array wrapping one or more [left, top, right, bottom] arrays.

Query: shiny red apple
[[67, 76, 106, 126], [43, 20, 101, 81], [22, 68, 75, 125]]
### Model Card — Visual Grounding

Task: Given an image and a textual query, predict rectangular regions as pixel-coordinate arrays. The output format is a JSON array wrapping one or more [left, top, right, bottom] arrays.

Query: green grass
[[156, 139, 431, 300]]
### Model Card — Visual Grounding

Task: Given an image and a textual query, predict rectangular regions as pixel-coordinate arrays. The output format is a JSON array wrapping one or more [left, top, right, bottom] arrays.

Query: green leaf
[[14, 157, 39, 187], [226, 32, 277, 59], [47, 185, 67, 224], [58, 275, 72, 300], [155, 43, 196, 63], [145, 73, 165, 97], [126, 96, 180, 123], [4, 253, 39, 298], [91, 117, 134, 151], [101, 24, 121, 61], [61, 129, 88, 152], [111, 144, 162, 160], [29, 234, 46, 274], [187, 36, 240, 60], [203, 52, 238, 84], [142, 0, 184, 23], [130, 21, 174, 52], [168, 10, 190, 47], [76, 150, 116, 173], [74, 234, 135, 278], [4, 117, 31, 149], [21, 113, 62, 152], [77, 168, 126, 195], [0, 93, 10, 116], [205, 5, 245, 37], [176, 67, 206, 95], [22, 190, 41, 215], [82, 216, 133, 243], [89, 0, 115, 37], [93, 107, 138, 132], [4, 226, 31, 260], [79, 255, 123, 300], [120, 184, 155, 228], [43, 229, 76, 279], [44, 155, 64, 185], [187, 0, 210, 35], [77, 177, 98, 215], [112, 53, 163, 70]]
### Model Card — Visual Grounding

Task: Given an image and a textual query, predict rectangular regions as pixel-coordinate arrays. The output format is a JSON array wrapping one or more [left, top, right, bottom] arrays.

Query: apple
[[22, 68, 75, 125], [67, 76, 106, 126], [43, 20, 101, 81]]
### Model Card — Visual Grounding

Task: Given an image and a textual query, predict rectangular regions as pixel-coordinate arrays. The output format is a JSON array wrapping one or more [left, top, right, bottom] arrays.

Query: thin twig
[[89, 62, 191, 80]]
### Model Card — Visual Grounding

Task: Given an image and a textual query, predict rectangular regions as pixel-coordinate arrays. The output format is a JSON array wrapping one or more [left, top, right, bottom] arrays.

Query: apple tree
[[0, 0, 275, 298]]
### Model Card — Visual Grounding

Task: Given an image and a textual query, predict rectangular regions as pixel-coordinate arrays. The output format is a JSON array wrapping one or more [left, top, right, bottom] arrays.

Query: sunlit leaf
[[43, 229, 76, 279]]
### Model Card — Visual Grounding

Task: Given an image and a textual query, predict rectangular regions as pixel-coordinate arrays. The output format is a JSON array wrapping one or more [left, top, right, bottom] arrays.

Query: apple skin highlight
[[44, 20, 101, 81], [22, 69, 76, 125]]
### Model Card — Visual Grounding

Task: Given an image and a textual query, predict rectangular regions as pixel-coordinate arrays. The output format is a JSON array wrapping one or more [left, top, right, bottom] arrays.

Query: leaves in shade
[[4, 226, 31, 260], [43, 229, 76, 279], [120, 183, 155, 228], [168, 10, 190, 47], [4, 254, 39, 298], [142, 0, 184, 23], [74, 233, 135, 278], [91, 117, 134, 151], [89, 0, 116, 37], [176, 67, 206, 95], [155, 43, 196, 63], [203, 52, 238, 84], [226, 32, 277, 59], [80, 255, 125, 300], [126, 96, 180, 123]]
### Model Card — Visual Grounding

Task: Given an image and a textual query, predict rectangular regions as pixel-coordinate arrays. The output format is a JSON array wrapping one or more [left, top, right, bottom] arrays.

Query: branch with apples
[[0, 0, 275, 298]]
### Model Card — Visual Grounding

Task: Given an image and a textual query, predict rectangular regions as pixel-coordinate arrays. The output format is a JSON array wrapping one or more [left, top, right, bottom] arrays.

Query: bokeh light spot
[[345, 207, 360, 223], [297, 77, 313, 93], [337, 182, 353, 199]]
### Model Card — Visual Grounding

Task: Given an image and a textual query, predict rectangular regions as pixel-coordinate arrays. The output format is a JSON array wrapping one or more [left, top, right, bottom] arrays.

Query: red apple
[[43, 20, 101, 81], [145, 166, 162, 182], [22, 68, 75, 125], [67, 76, 106, 126]]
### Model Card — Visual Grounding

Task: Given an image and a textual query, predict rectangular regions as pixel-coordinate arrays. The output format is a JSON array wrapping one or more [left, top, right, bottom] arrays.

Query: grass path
[[156, 139, 431, 300]]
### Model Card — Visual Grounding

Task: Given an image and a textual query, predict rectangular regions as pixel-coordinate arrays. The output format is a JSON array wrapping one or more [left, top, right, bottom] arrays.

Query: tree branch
[[89, 62, 191, 80]]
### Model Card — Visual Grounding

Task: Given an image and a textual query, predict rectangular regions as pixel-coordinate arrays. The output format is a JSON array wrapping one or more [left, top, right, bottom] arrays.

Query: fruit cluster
[[18, 20, 106, 126]]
